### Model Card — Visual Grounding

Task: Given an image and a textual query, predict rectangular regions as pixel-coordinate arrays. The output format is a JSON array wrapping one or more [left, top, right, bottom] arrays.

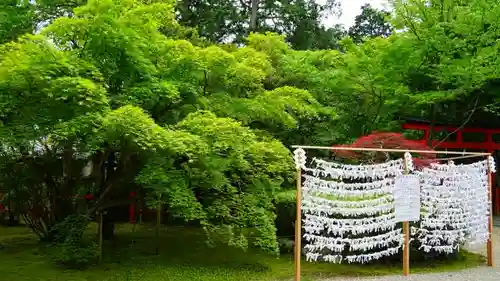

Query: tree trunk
[[155, 203, 162, 255], [102, 212, 115, 240], [98, 212, 103, 263], [57, 141, 75, 222], [250, 0, 259, 31], [428, 104, 438, 147], [7, 193, 19, 226], [8, 211, 19, 226]]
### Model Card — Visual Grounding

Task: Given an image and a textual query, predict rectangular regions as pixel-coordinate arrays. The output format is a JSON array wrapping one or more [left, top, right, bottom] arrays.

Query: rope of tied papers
[[414, 157, 495, 253], [293, 149, 494, 264]]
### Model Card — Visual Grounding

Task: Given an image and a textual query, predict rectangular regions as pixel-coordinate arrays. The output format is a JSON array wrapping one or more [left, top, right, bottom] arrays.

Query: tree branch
[[432, 94, 481, 148], [402, 4, 422, 41], [87, 152, 132, 215]]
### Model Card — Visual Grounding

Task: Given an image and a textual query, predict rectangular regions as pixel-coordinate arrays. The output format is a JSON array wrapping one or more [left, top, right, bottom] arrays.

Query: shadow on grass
[[0, 225, 43, 254], [102, 225, 272, 272], [0, 223, 487, 281], [104, 224, 486, 279]]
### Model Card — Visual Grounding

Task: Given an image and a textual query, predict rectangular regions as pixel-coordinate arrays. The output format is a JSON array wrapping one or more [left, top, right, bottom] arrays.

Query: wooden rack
[[292, 145, 493, 281]]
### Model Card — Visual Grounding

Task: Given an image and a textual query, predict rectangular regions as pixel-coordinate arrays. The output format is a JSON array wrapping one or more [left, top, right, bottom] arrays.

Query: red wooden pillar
[[456, 131, 463, 144]]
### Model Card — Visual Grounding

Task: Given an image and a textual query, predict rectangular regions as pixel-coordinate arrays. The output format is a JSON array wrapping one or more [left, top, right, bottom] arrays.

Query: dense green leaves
[[0, 35, 107, 145], [391, 0, 500, 125], [3, 0, 500, 255], [0, 1, 34, 44], [348, 4, 393, 43], [137, 111, 294, 253], [0, 0, 315, 252], [176, 0, 343, 49]]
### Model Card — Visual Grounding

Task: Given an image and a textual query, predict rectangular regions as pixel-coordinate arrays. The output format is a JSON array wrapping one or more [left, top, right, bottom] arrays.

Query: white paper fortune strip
[[297, 154, 410, 264], [307, 158, 407, 180], [303, 213, 397, 236], [344, 244, 402, 264], [304, 229, 403, 251], [415, 158, 493, 253], [302, 175, 395, 198], [302, 194, 394, 216]]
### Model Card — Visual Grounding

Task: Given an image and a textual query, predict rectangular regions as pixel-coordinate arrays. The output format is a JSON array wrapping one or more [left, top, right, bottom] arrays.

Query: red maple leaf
[[332, 132, 437, 169]]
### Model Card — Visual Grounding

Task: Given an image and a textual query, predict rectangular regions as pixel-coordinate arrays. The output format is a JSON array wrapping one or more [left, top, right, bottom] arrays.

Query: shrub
[[52, 239, 99, 269], [49, 215, 99, 269]]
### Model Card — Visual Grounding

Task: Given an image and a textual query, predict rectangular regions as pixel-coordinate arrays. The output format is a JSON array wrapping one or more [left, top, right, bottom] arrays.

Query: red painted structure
[[75, 192, 137, 224], [403, 121, 500, 215]]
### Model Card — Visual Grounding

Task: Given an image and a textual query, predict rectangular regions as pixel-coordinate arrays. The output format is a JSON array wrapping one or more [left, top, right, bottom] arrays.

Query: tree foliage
[[0, 0, 34, 44], [348, 4, 393, 44], [3, 0, 500, 256], [176, 0, 344, 49], [391, 0, 500, 129], [0, 0, 325, 253]]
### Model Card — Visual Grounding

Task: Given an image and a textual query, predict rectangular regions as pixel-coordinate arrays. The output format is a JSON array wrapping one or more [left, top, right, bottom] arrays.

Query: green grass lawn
[[0, 223, 486, 281]]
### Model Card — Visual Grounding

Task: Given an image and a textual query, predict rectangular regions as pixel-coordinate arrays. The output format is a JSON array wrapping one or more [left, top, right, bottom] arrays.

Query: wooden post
[[294, 167, 302, 281], [403, 156, 410, 276], [487, 158, 494, 267], [129, 192, 136, 224], [139, 192, 143, 224], [51, 186, 56, 223], [155, 201, 162, 255], [403, 223, 410, 275], [98, 212, 103, 263]]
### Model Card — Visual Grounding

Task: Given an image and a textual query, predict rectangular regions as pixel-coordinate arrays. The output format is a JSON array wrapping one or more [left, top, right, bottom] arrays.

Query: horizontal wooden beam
[[427, 140, 499, 150], [403, 122, 500, 150], [291, 145, 491, 155], [403, 122, 500, 134]]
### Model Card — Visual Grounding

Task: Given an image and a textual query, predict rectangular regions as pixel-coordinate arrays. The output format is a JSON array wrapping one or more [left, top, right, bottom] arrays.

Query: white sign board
[[393, 175, 421, 222]]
